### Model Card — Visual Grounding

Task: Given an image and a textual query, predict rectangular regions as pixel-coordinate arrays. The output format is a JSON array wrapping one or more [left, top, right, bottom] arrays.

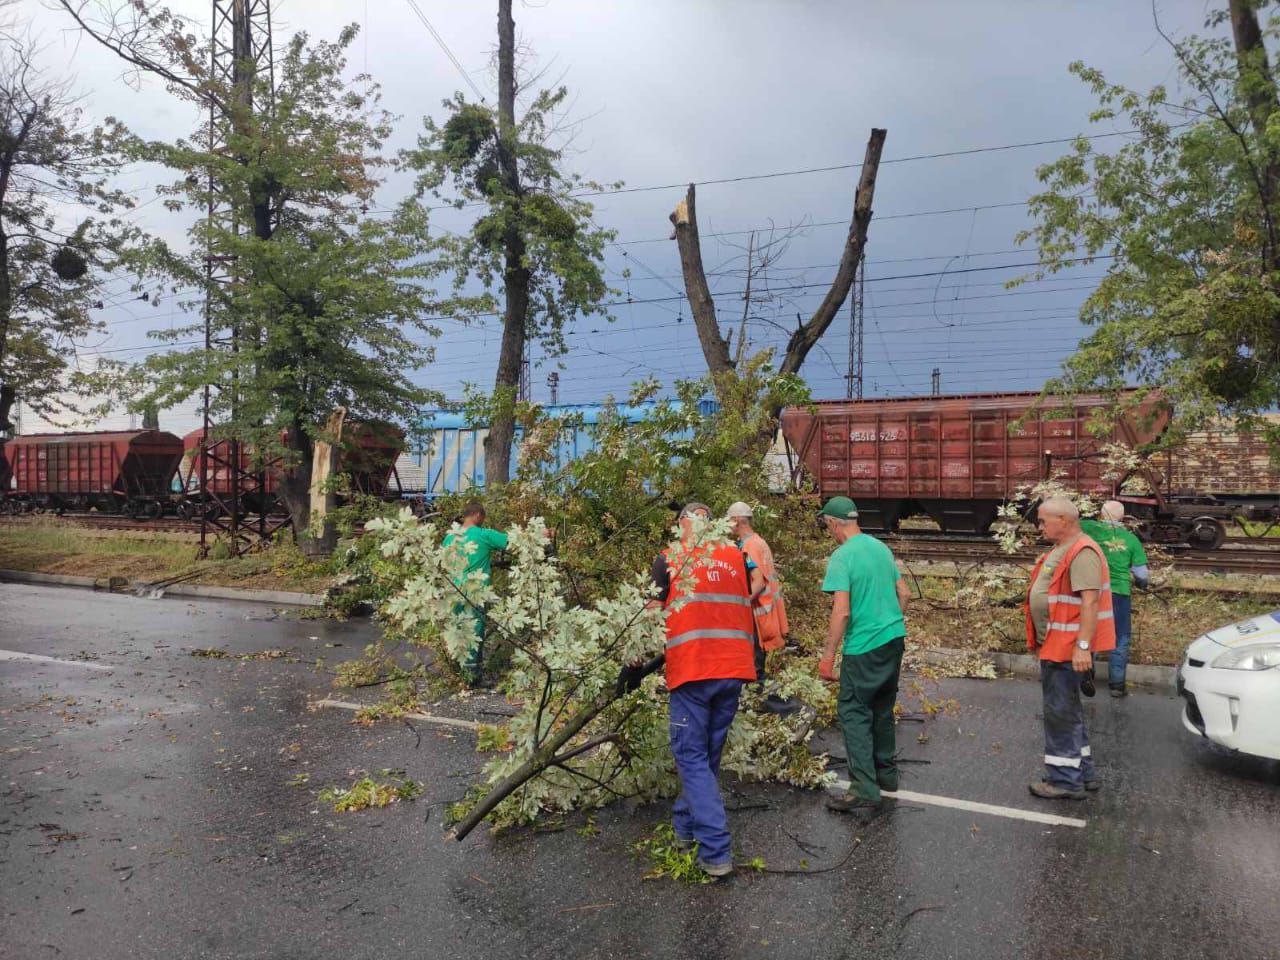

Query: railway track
[[0, 514, 206, 535], [886, 535, 1280, 576]]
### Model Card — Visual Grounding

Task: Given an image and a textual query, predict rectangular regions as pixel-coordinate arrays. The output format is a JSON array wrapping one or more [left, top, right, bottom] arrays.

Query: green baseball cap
[[819, 496, 859, 520]]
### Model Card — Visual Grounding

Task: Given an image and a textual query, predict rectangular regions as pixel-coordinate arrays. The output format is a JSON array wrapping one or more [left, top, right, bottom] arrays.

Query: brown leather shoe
[[1029, 780, 1086, 800]]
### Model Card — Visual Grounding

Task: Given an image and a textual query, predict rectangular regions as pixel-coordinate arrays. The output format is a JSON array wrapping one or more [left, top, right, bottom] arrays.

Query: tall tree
[[1021, 0, 1280, 438], [63, 3, 458, 546], [668, 128, 886, 404], [0, 10, 136, 436], [402, 0, 615, 486]]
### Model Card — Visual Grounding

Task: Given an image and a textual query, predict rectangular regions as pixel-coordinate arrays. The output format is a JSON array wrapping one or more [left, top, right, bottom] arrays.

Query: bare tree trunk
[[670, 185, 733, 377], [278, 418, 314, 545], [1229, 0, 1280, 271], [485, 0, 530, 487], [0, 226, 13, 436]]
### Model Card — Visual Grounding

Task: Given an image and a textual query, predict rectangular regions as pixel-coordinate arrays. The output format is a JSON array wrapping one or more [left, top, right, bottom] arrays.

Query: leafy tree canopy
[[1021, 1, 1280, 443]]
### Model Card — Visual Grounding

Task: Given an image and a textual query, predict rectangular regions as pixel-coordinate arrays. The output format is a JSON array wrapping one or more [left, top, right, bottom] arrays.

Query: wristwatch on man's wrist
[[1076, 639, 1091, 651]]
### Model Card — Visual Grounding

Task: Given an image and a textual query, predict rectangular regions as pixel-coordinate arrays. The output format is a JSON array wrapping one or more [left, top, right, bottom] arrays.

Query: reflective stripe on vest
[[667, 627, 755, 650]]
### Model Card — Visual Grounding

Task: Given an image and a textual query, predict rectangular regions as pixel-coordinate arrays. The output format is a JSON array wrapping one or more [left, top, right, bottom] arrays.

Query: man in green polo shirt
[[817, 496, 910, 821], [442, 501, 509, 686], [1080, 500, 1150, 697]]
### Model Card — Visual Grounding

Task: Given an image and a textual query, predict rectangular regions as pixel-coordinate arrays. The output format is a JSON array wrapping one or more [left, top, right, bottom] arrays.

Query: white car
[[1178, 612, 1280, 761]]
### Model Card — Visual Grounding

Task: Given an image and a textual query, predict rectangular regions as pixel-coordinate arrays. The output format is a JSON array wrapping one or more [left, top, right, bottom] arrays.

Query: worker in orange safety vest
[[646, 503, 757, 878], [1025, 496, 1116, 801]]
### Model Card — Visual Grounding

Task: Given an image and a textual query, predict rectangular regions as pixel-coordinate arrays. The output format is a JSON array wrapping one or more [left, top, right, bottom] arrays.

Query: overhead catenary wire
[[402, 0, 487, 103]]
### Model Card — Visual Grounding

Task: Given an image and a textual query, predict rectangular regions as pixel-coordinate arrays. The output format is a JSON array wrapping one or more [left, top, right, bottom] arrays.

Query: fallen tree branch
[[447, 654, 664, 841]]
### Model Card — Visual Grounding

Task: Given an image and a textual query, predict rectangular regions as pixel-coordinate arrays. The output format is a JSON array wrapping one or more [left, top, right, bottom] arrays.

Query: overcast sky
[[15, 0, 1218, 435]]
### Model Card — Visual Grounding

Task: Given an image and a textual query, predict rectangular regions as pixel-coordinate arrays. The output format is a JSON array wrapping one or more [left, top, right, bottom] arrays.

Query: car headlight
[[1211, 643, 1280, 671]]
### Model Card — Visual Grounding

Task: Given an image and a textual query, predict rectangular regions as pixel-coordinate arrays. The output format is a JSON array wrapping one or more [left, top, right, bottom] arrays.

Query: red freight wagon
[[178, 421, 405, 519], [780, 392, 1167, 535], [1, 430, 184, 517]]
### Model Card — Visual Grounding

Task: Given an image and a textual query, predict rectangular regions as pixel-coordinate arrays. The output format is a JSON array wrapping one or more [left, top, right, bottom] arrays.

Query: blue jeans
[[1109, 593, 1132, 689], [669, 678, 742, 867], [1041, 661, 1094, 790]]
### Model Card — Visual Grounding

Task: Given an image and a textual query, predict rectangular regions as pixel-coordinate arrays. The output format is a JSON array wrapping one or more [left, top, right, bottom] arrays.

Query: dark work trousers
[[1109, 593, 1132, 690], [837, 636, 905, 802], [1041, 660, 1095, 790], [669, 677, 743, 867]]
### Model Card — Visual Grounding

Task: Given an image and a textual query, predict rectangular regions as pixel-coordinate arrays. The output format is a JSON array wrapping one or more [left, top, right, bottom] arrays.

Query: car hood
[[1199, 611, 1280, 649]]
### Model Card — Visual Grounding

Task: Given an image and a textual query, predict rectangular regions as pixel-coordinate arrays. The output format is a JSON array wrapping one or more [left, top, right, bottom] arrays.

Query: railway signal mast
[[198, 0, 277, 557]]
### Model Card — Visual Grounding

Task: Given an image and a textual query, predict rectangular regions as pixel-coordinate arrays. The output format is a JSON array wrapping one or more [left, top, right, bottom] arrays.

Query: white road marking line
[[832, 778, 1086, 828], [0, 649, 113, 672], [315, 698, 481, 731]]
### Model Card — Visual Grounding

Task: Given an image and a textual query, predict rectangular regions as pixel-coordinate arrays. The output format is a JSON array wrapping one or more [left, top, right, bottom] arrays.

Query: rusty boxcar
[[780, 392, 1168, 536], [1, 430, 184, 517], [177, 421, 405, 520]]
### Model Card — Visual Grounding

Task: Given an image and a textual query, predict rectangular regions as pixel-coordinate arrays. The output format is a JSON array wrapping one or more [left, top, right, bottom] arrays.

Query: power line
[[572, 127, 1155, 198], [402, 0, 487, 103]]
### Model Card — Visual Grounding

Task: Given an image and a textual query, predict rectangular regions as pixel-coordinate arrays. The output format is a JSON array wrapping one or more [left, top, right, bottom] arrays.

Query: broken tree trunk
[[670, 185, 733, 376], [776, 128, 886, 379], [448, 654, 664, 841], [668, 128, 887, 400]]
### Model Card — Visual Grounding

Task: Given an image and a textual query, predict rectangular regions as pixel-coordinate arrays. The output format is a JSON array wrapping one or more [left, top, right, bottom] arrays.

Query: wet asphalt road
[[1, 583, 1278, 960]]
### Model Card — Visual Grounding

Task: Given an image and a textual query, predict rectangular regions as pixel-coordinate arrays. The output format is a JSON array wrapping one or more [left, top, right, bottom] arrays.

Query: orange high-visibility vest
[[662, 542, 758, 690], [1025, 535, 1117, 662], [741, 532, 789, 651]]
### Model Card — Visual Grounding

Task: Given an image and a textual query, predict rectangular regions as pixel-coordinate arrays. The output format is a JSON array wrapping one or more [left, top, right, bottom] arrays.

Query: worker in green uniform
[[1080, 500, 1150, 697], [442, 501, 509, 686], [816, 496, 911, 822]]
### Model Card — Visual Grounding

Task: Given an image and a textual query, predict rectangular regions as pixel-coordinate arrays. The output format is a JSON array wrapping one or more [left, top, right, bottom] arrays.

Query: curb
[[912, 645, 1177, 691], [0, 569, 325, 608]]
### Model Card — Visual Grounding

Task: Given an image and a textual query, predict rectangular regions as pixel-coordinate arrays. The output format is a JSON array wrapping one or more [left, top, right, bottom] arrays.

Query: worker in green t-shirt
[[442, 501, 509, 686], [816, 496, 911, 821], [1080, 500, 1150, 697]]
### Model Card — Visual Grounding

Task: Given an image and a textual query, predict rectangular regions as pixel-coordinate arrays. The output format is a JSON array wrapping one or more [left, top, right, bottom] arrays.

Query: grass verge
[[0, 520, 336, 595]]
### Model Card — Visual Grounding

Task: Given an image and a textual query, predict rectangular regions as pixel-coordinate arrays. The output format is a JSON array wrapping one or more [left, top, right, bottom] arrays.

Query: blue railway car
[[412, 399, 719, 498]]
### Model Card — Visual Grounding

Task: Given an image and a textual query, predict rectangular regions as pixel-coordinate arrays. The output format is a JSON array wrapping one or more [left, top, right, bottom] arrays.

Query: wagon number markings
[[0, 650, 114, 671]]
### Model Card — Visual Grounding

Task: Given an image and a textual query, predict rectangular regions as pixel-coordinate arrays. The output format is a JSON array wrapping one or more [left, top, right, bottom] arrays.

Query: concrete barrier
[[0, 569, 324, 608]]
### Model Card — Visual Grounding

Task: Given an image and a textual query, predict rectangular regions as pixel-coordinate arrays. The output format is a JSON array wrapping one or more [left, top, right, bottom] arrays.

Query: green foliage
[[476, 723, 514, 753], [0, 35, 139, 428], [353, 373, 838, 833], [1020, 5, 1280, 441], [318, 769, 422, 812], [87, 20, 476, 535], [633, 823, 713, 885], [402, 83, 617, 377]]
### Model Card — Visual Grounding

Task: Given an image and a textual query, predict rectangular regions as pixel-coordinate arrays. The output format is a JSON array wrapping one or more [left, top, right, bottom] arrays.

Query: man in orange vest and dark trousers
[[1025, 496, 1117, 800], [727, 501, 789, 684], [648, 503, 758, 878]]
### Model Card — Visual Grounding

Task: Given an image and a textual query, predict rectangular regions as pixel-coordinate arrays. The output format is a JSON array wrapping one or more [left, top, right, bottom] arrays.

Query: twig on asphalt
[[760, 835, 863, 875], [899, 903, 946, 927], [402, 717, 421, 749]]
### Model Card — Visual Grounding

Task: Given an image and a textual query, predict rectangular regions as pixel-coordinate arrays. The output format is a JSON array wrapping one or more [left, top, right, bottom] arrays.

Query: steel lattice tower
[[846, 253, 865, 400], [199, 0, 275, 557]]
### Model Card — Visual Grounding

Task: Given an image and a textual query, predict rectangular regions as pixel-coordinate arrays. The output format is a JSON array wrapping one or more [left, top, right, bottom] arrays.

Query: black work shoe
[[1084, 779, 1102, 793], [673, 834, 696, 852], [1080, 674, 1096, 698], [759, 694, 802, 716], [1029, 780, 1086, 800], [1110, 686, 1128, 698]]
